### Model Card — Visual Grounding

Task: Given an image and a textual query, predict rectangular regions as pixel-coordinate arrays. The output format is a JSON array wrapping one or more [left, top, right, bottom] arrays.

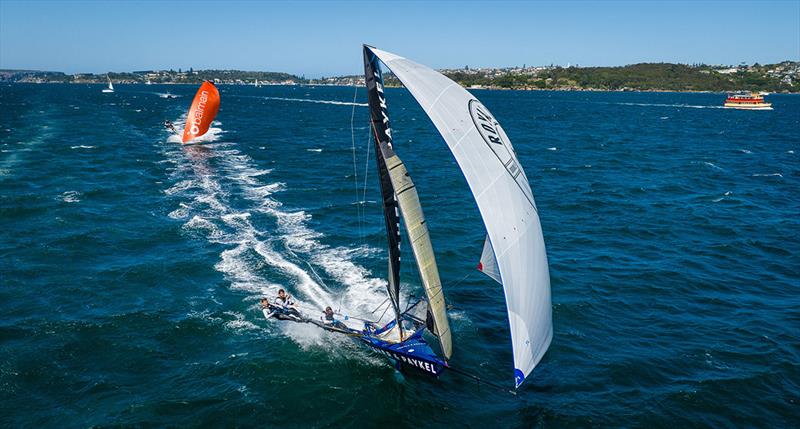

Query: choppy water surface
[[1, 84, 798, 427]]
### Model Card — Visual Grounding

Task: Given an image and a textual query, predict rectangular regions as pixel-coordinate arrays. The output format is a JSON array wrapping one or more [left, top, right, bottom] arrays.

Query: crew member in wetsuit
[[275, 289, 301, 318], [260, 298, 274, 319], [164, 120, 178, 134], [322, 306, 346, 329]]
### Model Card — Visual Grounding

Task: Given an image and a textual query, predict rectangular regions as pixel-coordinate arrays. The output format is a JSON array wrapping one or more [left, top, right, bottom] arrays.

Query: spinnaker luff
[[182, 81, 220, 143]]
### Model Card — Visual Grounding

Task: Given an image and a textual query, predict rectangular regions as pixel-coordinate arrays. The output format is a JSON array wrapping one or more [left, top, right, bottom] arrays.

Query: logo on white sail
[[468, 99, 534, 207], [469, 100, 523, 177]]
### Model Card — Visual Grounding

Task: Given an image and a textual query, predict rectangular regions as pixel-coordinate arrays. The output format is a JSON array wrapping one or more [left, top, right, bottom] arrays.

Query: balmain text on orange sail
[[181, 81, 221, 143]]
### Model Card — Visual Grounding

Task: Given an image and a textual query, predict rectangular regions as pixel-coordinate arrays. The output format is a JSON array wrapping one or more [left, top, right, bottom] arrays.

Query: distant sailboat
[[263, 46, 553, 390], [102, 78, 114, 93]]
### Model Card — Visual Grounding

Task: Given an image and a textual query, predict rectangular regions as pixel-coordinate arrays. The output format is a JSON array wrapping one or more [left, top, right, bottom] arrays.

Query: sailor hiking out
[[260, 292, 302, 322], [275, 289, 296, 308], [260, 298, 274, 319], [164, 120, 178, 135], [322, 306, 346, 329]]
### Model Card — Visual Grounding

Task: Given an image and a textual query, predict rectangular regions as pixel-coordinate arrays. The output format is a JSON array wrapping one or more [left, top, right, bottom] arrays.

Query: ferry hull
[[724, 91, 772, 110], [724, 103, 773, 110]]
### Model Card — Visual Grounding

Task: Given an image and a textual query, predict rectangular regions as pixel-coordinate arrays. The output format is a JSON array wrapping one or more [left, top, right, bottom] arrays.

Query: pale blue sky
[[1, 0, 798, 77]]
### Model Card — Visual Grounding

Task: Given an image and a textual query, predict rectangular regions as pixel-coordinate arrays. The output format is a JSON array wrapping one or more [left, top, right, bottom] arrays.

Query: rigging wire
[[284, 244, 330, 291], [350, 85, 363, 245], [376, 298, 393, 324], [362, 124, 372, 210], [445, 271, 474, 289], [289, 299, 380, 326], [446, 366, 517, 395], [369, 296, 390, 315]]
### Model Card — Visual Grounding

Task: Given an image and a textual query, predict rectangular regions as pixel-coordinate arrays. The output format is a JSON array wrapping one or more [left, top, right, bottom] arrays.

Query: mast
[[363, 46, 403, 336], [363, 46, 452, 358]]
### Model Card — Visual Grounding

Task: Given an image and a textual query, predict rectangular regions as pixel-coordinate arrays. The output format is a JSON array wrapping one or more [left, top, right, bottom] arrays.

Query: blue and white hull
[[360, 327, 448, 377]]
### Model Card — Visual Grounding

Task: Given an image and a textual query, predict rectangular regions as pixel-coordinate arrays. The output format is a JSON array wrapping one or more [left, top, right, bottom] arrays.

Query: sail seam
[[474, 173, 505, 201], [449, 117, 477, 150], [494, 224, 532, 259], [428, 82, 457, 110]]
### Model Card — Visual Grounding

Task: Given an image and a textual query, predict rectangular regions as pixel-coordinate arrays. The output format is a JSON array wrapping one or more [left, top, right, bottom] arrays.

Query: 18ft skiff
[[267, 46, 553, 389]]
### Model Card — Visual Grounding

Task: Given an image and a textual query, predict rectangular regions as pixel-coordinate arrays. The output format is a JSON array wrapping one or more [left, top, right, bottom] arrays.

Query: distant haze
[[1, 0, 798, 78]]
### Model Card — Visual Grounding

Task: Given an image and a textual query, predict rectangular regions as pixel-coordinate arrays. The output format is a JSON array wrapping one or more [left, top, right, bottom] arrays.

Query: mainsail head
[[182, 81, 220, 143], [365, 46, 552, 388]]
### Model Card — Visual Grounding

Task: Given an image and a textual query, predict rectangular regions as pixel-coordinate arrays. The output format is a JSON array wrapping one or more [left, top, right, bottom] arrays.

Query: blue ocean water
[[1, 83, 798, 427]]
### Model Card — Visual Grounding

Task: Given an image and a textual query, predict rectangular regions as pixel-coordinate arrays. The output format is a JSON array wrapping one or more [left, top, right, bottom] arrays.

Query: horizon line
[[3, 58, 799, 78]]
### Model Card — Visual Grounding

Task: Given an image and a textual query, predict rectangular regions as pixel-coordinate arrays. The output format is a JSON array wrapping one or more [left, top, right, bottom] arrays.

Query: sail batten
[[368, 46, 552, 388]]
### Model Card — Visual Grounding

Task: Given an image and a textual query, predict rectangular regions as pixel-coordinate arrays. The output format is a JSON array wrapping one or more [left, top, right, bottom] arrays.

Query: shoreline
[[6, 81, 798, 94]]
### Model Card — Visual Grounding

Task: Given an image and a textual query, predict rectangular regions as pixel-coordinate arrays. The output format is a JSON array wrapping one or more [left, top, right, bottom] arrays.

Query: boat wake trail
[[261, 96, 368, 107], [228, 94, 368, 107], [159, 121, 394, 359], [0, 107, 59, 178]]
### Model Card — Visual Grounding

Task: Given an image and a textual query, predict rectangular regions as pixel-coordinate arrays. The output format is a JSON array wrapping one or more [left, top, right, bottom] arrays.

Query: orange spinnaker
[[182, 81, 220, 143]]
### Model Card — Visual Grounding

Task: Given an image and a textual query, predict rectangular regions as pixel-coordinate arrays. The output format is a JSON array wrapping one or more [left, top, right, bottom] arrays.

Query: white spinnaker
[[370, 47, 552, 387]]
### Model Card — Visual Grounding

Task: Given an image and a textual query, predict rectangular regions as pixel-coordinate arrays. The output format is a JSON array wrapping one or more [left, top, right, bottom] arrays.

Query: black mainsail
[[364, 46, 453, 358], [364, 48, 403, 333]]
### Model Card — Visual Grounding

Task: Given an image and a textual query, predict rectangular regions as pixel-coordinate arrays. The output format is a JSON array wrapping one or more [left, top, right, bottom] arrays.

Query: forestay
[[367, 46, 552, 388]]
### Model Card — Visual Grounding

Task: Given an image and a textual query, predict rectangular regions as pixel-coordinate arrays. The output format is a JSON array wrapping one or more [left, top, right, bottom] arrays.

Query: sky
[[1, 0, 798, 77]]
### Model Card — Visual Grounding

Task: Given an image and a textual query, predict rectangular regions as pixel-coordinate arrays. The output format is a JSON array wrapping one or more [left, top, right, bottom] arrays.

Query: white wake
[[160, 120, 398, 360], [262, 96, 368, 107]]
